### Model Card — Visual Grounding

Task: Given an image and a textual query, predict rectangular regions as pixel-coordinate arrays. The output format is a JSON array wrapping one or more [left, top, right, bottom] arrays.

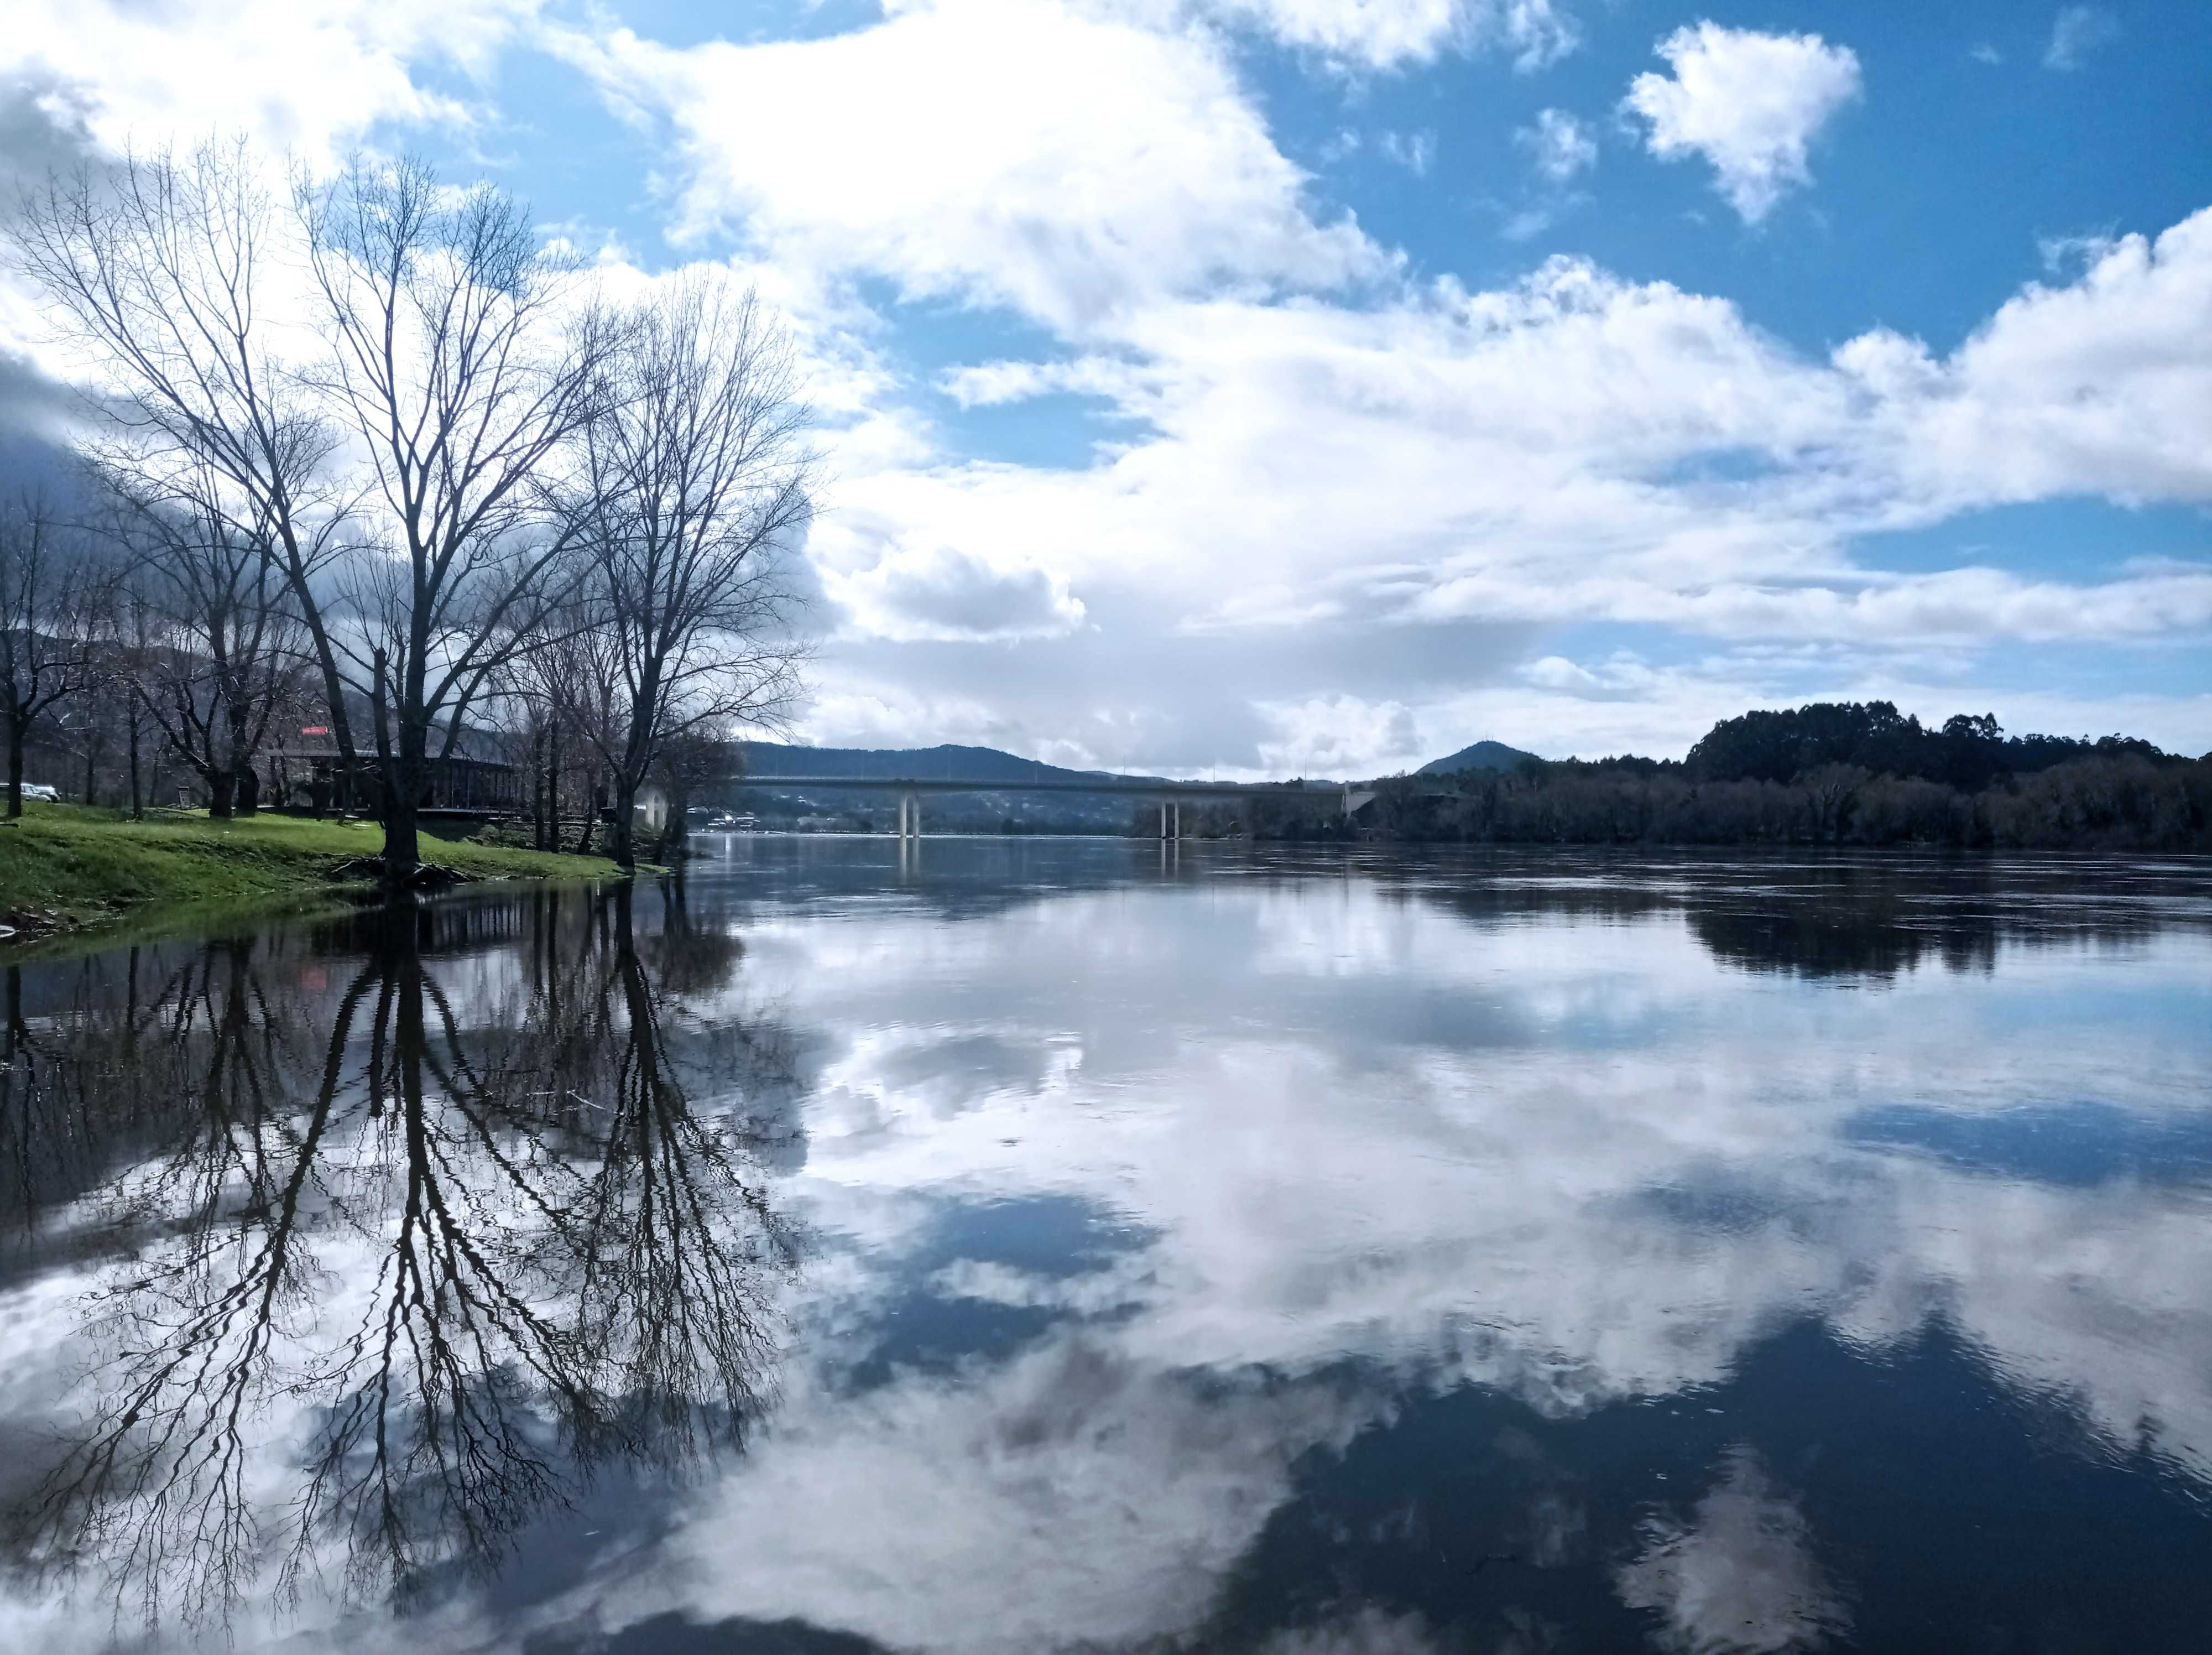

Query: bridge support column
[[902, 792, 920, 839], [1171, 800, 1181, 839]]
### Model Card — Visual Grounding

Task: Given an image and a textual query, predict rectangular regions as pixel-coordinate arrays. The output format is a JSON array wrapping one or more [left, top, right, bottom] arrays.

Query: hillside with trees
[[1333, 702, 2211, 851]]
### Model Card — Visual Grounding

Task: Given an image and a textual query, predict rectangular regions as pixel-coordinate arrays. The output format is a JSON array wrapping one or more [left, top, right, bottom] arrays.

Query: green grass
[[0, 803, 622, 944]]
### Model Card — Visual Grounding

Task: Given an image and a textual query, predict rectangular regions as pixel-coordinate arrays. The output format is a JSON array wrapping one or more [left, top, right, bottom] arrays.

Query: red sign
[[300, 725, 330, 736]]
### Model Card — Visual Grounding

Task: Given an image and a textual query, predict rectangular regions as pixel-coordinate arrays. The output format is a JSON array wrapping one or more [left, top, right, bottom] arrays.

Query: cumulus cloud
[[2044, 6, 2120, 71], [1256, 694, 1422, 774], [548, 0, 1383, 333], [6, 0, 2208, 773], [1623, 23, 1863, 223], [0, 0, 536, 162], [833, 545, 1088, 643], [774, 203, 2212, 766], [1516, 107, 1597, 182], [1838, 208, 2212, 510]]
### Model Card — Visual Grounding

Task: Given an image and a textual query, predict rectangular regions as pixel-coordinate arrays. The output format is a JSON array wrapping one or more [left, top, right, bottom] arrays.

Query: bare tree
[[17, 142, 633, 873], [0, 494, 110, 815], [107, 464, 305, 817], [295, 155, 622, 872], [570, 275, 809, 867], [14, 140, 361, 793]]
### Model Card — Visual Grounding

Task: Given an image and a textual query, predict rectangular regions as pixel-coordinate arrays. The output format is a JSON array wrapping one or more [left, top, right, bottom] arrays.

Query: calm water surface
[[1, 840, 2209, 1653]]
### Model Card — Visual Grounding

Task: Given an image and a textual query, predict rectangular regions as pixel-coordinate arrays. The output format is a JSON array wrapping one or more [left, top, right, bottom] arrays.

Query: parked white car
[[18, 783, 58, 802]]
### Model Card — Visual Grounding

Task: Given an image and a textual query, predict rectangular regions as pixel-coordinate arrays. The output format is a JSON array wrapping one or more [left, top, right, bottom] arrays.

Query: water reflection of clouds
[[1616, 1446, 1849, 1654], [589, 855, 2212, 1648], [592, 1339, 1368, 1655], [5, 853, 2209, 1651]]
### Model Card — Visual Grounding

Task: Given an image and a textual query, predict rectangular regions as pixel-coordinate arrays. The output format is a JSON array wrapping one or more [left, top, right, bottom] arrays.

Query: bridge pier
[[898, 791, 921, 840]]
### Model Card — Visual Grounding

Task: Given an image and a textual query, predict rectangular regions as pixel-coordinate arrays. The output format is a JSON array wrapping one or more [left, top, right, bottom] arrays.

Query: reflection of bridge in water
[[738, 774, 1380, 838]]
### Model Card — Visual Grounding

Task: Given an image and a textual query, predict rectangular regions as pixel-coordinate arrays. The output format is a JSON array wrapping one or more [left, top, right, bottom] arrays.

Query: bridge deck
[[738, 774, 1349, 801]]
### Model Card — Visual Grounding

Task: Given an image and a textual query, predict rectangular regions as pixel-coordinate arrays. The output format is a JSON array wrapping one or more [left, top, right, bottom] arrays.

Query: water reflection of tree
[[4, 882, 799, 1631], [1402, 856, 2169, 982]]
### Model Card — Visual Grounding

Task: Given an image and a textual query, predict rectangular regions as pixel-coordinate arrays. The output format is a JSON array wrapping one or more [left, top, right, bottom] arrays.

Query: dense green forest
[[1264, 702, 2212, 851]]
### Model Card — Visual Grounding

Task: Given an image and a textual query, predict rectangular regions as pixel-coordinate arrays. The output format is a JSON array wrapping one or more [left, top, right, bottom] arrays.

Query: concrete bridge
[[738, 773, 1380, 839]]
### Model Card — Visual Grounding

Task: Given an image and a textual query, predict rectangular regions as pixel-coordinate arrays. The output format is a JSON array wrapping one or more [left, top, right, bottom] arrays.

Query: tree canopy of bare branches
[[105, 460, 306, 815], [13, 138, 807, 870], [296, 155, 623, 869], [0, 493, 113, 815], [567, 274, 811, 867], [14, 139, 357, 780]]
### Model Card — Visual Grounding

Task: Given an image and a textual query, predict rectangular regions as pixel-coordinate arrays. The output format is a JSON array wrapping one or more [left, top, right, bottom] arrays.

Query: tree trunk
[[129, 710, 143, 820], [384, 749, 421, 871], [573, 773, 600, 855], [656, 764, 690, 863], [548, 720, 564, 855], [208, 768, 235, 820], [8, 714, 27, 819], [611, 778, 636, 868], [373, 647, 421, 875], [82, 742, 96, 806], [530, 722, 546, 852], [237, 766, 259, 816]]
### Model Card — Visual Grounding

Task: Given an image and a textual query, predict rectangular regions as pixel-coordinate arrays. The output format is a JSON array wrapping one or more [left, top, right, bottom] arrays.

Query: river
[[1, 839, 2208, 1653]]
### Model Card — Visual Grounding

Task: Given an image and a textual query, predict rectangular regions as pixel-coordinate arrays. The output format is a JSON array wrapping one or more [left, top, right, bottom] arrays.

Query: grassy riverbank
[[0, 804, 620, 943]]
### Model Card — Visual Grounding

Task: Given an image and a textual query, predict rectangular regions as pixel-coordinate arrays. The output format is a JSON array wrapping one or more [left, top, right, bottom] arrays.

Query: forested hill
[[736, 743, 1167, 786], [1342, 702, 2211, 852], [1418, 740, 1538, 776]]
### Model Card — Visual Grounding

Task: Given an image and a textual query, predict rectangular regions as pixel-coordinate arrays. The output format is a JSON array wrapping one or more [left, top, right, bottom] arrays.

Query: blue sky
[[3, 0, 2209, 771]]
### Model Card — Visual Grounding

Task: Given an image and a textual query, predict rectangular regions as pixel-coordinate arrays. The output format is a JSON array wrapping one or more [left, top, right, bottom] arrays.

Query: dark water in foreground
[[1, 840, 2209, 1654]]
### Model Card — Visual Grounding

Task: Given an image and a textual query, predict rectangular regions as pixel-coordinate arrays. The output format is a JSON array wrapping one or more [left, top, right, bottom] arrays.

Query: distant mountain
[[1417, 740, 1537, 777], [736, 742, 1164, 785]]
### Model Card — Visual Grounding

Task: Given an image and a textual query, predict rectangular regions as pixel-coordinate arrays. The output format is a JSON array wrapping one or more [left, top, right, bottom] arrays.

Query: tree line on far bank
[[3, 139, 810, 873], [1250, 701, 2212, 851]]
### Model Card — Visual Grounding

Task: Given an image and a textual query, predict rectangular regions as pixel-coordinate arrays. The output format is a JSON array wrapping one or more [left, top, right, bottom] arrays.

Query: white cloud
[[1378, 128, 1436, 176], [1490, 0, 1583, 73], [548, 0, 1383, 333], [1623, 23, 1863, 224], [832, 544, 1089, 642], [2044, 6, 2120, 71], [1839, 208, 2212, 511], [773, 204, 2212, 767], [1210, 0, 1580, 72], [936, 356, 1143, 409], [0, 0, 538, 162], [7, 0, 2209, 773], [1256, 694, 1422, 774], [1516, 106, 1597, 182]]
